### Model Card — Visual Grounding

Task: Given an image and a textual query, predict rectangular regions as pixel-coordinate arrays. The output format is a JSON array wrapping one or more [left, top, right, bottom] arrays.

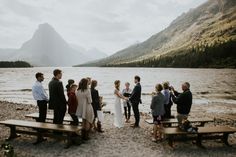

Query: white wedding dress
[[114, 89, 124, 128]]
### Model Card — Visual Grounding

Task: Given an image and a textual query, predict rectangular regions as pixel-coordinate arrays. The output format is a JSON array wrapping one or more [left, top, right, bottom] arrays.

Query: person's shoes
[[131, 125, 140, 128]]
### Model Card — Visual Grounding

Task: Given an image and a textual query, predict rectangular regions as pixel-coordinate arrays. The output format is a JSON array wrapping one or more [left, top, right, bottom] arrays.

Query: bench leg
[[222, 133, 230, 146], [168, 135, 174, 148], [200, 122, 205, 127], [196, 134, 204, 148], [64, 133, 73, 149], [6, 126, 20, 141]]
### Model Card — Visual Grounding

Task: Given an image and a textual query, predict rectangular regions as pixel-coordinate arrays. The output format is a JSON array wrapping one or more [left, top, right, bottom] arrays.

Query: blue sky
[[0, 0, 207, 54]]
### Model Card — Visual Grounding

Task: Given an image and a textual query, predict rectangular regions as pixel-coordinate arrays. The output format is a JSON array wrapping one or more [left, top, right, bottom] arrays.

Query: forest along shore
[[0, 101, 236, 157]]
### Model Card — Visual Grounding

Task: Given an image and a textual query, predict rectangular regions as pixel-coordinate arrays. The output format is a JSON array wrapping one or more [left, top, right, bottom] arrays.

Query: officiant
[[122, 82, 132, 123]]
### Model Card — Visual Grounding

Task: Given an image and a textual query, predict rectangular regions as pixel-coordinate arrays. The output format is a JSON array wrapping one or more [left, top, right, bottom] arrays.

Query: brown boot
[[97, 121, 104, 133]]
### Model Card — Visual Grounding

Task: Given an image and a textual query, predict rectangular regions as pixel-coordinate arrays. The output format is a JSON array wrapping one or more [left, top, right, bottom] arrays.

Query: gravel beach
[[0, 101, 236, 157]]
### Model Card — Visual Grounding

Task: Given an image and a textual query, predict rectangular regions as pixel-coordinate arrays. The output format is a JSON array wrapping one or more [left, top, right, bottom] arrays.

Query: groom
[[129, 75, 142, 128]]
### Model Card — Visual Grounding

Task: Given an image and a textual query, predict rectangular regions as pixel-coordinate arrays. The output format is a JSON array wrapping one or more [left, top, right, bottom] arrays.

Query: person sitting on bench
[[170, 82, 192, 127]]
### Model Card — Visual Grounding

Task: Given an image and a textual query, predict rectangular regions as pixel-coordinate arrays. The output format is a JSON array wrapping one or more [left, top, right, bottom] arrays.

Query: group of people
[[150, 82, 192, 142], [32, 69, 104, 143], [32, 69, 192, 143]]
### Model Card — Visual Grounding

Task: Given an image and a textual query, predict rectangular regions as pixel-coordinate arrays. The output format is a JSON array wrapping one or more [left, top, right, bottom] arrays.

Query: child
[[150, 84, 165, 142], [68, 84, 79, 126], [66, 79, 75, 96], [122, 82, 132, 123]]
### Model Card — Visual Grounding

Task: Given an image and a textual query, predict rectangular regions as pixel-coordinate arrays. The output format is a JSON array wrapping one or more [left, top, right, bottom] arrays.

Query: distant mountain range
[[80, 0, 236, 68], [0, 23, 107, 66]]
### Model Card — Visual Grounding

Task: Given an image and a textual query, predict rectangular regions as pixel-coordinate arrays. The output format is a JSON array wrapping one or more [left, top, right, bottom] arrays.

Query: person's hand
[[124, 97, 129, 100]]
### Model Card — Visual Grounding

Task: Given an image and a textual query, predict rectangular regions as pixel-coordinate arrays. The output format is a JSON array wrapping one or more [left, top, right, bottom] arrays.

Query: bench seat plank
[[145, 118, 213, 125], [0, 119, 80, 132], [163, 126, 236, 135], [25, 113, 82, 123]]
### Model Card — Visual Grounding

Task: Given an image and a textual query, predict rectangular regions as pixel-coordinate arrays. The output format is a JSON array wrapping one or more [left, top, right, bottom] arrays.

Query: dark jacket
[[67, 91, 77, 114], [129, 83, 142, 104], [48, 77, 67, 110], [171, 90, 192, 115], [91, 88, 101, 111]]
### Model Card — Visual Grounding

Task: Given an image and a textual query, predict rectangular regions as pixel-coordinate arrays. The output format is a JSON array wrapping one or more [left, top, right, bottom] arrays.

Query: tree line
[[104, 39, 236, 68], [0, 61, 32, 68]]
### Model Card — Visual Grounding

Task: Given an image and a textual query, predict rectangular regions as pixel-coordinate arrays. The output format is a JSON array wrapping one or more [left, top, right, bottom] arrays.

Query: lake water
[[0, 67, 235, 113]]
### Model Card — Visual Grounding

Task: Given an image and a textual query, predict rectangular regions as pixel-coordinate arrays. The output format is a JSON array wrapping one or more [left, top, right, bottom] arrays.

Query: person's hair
[[114, 80, 120, 91], [35, 72, 43, 79], [78, 78, 88, 92], [134, 75, 140, 82], [155, 84, 163, 92], [125, 82, 130, 86], [53, 69, 62, 77], [68, 79, 74, 84], [70, 84, 77, 90], [163, 82, 169, 89], [184, 82, 190, 89], [91, 80, 97, 89]]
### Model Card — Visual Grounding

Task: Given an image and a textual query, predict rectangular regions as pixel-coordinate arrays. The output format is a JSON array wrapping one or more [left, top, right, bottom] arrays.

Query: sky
[[0, 0, 207, 55]]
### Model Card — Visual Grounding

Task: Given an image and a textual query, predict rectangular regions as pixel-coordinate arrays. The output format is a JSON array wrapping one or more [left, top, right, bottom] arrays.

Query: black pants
[[124, 102, 131, 120], [53, 106, 66, 124], [36, 100, 47, 122], [164, 104, 172, 119], [70, 114, 79, 126], [131, 102, 140, 126]]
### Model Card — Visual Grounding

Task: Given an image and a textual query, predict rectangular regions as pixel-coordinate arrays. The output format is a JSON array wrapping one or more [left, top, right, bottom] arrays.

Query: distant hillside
[[0, 23, 107, 67], [0, 61, 31, 68], [80, 0, 236, 68]]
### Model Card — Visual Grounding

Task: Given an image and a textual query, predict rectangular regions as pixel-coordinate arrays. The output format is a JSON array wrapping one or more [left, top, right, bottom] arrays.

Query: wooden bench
[[0, 119, 81, 148], [25, 113, 82, 124], [163, 126, 236, 148], [145, 118, 214, 127]]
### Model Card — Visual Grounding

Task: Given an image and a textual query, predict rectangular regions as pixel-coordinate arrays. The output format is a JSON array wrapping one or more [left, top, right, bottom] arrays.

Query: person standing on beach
[[68, 84, 79, 126], [170, 82, 192, 126], [113, 80, 127, 128], [162, 82, 172, 119], [150, 84, 165, 142], [48, 69, 67, 125], [76, 78, 94, 140], [129, 76, 142, 128], [32, 72, 48, 123], [91, 80, 104, 132], [66, 79, 75, 96], [122, 82, 132, 123]]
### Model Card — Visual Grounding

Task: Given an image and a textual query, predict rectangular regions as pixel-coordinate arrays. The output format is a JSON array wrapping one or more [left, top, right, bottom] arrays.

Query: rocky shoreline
[[0, 101, 236, 157]]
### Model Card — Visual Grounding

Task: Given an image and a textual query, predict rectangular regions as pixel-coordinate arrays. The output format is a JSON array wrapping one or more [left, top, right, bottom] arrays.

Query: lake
[[0, 67, 235, 113]]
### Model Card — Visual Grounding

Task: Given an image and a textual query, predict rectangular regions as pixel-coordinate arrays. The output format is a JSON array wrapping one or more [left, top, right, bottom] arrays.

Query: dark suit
[[48, 77, 67, 124], [91, 88, 101, 118], [129, 83, 141, 126]]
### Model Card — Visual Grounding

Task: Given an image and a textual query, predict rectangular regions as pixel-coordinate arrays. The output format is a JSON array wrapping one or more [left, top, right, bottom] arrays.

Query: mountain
[[0, 23, 107, 66], [80, 0, 236, 68], [70, 44, 108, 60]]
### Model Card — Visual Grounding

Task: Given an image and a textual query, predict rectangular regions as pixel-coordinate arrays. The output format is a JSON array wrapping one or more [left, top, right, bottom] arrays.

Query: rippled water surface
[[0, 67, 235, 112]]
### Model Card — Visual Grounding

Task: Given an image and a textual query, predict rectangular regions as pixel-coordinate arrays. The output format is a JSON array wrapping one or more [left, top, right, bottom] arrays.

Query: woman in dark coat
[[91, 80, 104, 132]]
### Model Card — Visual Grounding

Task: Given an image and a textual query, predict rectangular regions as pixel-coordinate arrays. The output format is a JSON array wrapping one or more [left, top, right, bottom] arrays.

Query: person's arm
[[150, 96, 156, 109], [58, 82, 67, 104], [129, 86, 137, 102], [114, 89, 126, 99], [40, 85, 49, 101], [171, 92, 184, 104], [87, 89, 92, 104]]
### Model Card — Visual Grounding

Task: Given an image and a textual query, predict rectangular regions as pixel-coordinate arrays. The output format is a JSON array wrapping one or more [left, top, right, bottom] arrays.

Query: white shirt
[[32, 81, 48, 101]]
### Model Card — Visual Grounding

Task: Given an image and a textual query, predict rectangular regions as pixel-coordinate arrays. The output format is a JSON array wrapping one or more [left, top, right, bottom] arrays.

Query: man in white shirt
[[32, 72, 48, 123]]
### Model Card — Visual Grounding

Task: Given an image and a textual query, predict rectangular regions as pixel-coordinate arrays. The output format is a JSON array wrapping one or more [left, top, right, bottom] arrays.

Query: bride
[[114, 80, 127, 128]]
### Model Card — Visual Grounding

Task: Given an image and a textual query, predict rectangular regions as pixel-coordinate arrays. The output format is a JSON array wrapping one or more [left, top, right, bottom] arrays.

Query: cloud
[[0, 0, 207, 54]]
